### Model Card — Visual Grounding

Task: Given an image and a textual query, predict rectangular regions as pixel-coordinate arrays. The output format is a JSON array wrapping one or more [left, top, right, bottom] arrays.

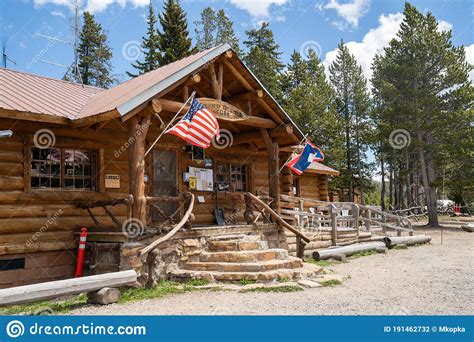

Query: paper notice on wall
[[188, 167, 213, 191]]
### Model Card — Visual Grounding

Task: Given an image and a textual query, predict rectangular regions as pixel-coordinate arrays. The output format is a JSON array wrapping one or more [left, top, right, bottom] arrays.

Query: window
[[31, 147, 97, 190], [0, 258, 25, 271], [31, 148, 61, 188], [293, 178, 301, 197], [215, 162, 248, 192], [64, 150, 94, 189]]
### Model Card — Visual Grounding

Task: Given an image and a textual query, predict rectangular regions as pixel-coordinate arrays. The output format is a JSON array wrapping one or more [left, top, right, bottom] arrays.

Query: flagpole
[[143, 91, 196, 160], [279, 134, 308, 172]]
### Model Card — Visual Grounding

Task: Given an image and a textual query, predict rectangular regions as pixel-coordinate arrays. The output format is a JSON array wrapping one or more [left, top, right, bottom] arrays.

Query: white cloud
[[33, 0, 148, 13], [323, 14, 461, 85], [438, 20, 453, 32], [323, 0, 370, 29], [228, 0, 289, 18], [465, 44, 474, 82], [323, 12, 403, 82], [51, 10, 66, 18]]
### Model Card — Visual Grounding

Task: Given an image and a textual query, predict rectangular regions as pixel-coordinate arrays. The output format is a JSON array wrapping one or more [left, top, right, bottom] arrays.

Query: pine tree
[[77, 11, 114, 88], [329, 40, 372, 203], [127, 1, 160, 77], [244, 22, 283, 100], [372, 2, 472, 226], [156, 0, 193, 66], [194, 7, 216, 50], [281, 49, 345, 189], [215, 9, 241, 55], [195, 7, 241, 54]]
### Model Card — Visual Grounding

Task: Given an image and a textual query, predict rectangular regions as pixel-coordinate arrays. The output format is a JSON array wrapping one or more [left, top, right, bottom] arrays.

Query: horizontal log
[[227, 90, 263, 103], [0, 217, 125, 234], [0, 270, 137, 306], [312, 241, 386, 260], [0, 204, 126, 219], [0, 191, 129, 204], [158, 98, 276, 129], [0, 231, 73, 244], [383, 235, 431, 247], [0, 176, 23, 191], [0, 240, 76, 255]]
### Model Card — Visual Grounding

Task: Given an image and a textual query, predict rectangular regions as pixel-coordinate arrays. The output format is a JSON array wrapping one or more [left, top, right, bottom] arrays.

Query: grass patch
[[240, 285, 303, 293], [348, 250, 377, 259], [119, 280, 197, 303], [239, 278, 257, 286], [0, 294, 88, 316], [319, 279, 342, 287], [185, 279, 210, 287], [0, 279, 208, 315], [305, 257, 342, 267], [278, 277, 291, 283]]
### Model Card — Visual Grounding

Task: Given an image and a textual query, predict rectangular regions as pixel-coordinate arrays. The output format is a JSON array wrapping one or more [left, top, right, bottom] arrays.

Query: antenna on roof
[[2, 38, 17, 68], [39, 0, 83, 86]]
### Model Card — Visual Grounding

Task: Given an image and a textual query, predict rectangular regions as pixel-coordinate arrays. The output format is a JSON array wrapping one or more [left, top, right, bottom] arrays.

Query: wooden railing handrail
[[139, 192, 194, 257], [247, 193, 310, 243]]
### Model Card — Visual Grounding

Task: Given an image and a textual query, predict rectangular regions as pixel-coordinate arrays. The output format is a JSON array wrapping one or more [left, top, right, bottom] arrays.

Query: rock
[[87, 287, 120, 305], [183, 239, 200, 247], [298, 279, 323, 288]]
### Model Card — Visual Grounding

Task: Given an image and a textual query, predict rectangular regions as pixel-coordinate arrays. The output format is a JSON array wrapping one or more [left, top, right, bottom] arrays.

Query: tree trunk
[[345, 124, 353, 202], [394, 161, 399, 210], [405, 152, 412, 208], [416, 131, 439, 227], [380, 150, 386, 211], [389, 161, 393, 209]]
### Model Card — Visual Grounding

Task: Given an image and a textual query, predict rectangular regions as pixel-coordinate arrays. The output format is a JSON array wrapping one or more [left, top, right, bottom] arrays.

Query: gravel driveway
[[71, 228, 473, 315]]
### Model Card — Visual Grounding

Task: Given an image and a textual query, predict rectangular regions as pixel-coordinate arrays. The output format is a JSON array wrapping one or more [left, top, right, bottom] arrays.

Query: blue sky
[[2, 0, 473, 84]]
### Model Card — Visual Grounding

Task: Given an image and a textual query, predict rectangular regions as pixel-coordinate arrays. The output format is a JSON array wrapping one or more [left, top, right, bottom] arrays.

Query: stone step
[[208, 239, 268, 252], [183, 257, 303, 273], [207, 234, 257, 241], [170, 263, 323, 283], [199, 249, 288, 263]]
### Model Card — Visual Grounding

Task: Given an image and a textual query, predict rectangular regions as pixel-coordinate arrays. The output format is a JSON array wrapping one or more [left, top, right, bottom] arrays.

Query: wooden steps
[[170, 234, 322, 283]]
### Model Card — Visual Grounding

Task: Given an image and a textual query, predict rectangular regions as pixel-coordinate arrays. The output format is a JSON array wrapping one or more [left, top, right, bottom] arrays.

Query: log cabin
[[0, 44, 340, 288]]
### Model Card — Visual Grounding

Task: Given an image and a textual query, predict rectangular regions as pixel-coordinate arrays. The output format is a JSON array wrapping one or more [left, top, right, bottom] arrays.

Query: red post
[[74, 227, 88, 277]]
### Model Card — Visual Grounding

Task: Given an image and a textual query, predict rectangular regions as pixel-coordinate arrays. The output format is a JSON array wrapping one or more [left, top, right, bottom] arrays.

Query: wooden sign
[[198, 98, 248, 121], [105, 174, 120, 188]]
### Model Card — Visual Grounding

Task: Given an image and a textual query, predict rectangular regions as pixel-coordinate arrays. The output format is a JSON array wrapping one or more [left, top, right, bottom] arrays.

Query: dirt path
[[71, 228, 473, 315]]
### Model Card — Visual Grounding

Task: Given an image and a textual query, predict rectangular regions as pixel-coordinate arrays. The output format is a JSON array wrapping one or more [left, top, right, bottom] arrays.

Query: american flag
[[165, 96, 219, 148]]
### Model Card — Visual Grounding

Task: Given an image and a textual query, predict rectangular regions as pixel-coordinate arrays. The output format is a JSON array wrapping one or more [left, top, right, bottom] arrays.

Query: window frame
[[215, 161, 249, 193], [29, 147, 98, 191]]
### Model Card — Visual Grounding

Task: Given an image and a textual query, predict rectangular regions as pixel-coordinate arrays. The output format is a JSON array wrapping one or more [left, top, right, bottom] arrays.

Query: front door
[[151, 150, 179, 222]]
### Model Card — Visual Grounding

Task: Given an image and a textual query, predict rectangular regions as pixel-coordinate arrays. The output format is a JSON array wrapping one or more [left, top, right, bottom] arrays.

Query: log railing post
[[244, 193, 255, 224], [381, 214, 387, 235], [352, 203, 360, 240], [329, 205, 337, 246], [364, 208, 371, 231], [396, 217, 402, 236], [298, 199, 304, 229]]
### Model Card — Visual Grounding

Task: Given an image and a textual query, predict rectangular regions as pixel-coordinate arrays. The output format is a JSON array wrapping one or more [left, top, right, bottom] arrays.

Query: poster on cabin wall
[[105, 174, 120, 188], [188, 167, 213, 191]]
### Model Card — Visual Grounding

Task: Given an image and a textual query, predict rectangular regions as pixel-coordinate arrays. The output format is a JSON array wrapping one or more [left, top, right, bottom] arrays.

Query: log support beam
[[157, 98, 277, 129], [209, 62, 224, 100], [232, 124, 293, 145], [261, 128, 280, 213], [228, 90, 263, 103], [128, 112, 152, 227]]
